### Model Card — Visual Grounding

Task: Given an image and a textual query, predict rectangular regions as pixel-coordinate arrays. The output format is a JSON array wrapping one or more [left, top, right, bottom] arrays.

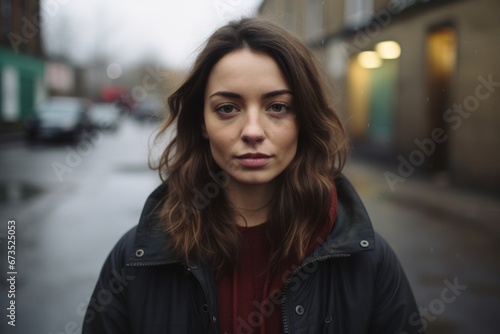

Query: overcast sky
[[41, 0, 263, 69]]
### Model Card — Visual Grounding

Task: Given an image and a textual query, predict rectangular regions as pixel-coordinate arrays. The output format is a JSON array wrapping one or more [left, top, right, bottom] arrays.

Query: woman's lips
[[236, 153, 271, 168]]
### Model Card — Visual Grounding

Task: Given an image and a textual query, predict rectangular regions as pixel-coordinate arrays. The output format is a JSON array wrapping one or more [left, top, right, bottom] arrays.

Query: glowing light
[[358, 51, 382, 69], [106, 63, 122, 79], [375, 41, 401, 59]]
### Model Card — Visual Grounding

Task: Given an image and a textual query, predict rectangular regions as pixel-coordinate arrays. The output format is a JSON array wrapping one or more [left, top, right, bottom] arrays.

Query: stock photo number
[[6, 219, 17, 327]]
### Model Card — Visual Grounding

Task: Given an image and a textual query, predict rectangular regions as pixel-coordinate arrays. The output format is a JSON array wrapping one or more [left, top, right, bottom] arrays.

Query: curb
[[388, 179, 500, 235]]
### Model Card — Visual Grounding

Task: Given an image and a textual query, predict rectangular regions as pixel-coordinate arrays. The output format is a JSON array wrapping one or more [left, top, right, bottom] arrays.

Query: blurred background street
[[1, 0, 500, 333], [0, 119, 162, 334]]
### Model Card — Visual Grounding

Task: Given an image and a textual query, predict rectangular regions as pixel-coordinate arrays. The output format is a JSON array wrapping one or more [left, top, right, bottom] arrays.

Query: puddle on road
[[0, 181, 44, 203]]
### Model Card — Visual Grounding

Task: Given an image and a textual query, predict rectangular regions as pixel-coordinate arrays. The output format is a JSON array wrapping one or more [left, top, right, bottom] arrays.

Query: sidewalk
[[344, 158, 500, 235]]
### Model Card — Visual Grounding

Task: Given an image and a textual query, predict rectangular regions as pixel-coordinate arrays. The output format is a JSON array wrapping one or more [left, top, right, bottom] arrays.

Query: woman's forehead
[[205, 49, 290, 98]]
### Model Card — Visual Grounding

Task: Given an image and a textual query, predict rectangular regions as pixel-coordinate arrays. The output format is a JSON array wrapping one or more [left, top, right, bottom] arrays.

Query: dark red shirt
[[217, 223, 279, 334], [216, 190, 337, 334]]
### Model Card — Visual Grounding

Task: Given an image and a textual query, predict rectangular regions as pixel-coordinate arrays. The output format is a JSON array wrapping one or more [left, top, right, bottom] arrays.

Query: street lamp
[[358, 51, 382, 69], [375, 41, 401, 59]]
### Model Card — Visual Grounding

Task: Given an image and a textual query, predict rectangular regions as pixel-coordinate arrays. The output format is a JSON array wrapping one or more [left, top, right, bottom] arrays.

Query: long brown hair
[[154, 18, 348, 271]]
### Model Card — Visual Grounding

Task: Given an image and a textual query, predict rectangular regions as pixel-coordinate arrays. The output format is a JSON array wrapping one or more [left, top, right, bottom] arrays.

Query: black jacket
[[82, 175, 424, 333]]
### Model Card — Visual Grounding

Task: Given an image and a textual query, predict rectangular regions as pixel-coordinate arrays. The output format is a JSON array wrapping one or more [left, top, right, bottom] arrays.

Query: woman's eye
[[267, 103, 290, 113], [215, 104, 237, 114]]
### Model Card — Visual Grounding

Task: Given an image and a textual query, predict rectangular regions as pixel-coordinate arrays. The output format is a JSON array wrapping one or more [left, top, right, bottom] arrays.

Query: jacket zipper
[[126, 260, 172, 267], [281, 253, 351, 334], [189, 267, 219, 334]]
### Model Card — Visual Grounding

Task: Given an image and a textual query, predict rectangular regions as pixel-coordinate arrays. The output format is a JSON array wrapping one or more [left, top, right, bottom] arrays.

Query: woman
[[83, 18, 424, 333]]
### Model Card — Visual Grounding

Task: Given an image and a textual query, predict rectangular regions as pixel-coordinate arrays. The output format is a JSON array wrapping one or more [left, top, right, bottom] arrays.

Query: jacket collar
[[126, 174, 375, 267], [311, 174, 375, 258]]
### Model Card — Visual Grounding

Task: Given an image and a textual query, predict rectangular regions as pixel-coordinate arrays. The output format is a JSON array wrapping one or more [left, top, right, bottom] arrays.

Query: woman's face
[[203, 49, 299, 187]]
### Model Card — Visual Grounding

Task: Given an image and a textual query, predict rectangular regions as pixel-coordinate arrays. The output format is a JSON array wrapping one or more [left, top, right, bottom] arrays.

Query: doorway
[[426, 25, 457, 173]]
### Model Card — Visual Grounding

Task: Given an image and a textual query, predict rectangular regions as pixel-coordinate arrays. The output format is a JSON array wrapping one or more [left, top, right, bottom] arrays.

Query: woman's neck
[[224, 181, 276, 227]]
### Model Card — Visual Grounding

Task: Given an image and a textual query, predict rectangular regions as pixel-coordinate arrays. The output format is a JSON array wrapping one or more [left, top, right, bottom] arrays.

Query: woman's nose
[[241, 110, 265, 144]]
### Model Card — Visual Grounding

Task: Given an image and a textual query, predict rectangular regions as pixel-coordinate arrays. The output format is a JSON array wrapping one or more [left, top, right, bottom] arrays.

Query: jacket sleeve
[[370, 233, 425, 334], [82, 227, 136, 334]]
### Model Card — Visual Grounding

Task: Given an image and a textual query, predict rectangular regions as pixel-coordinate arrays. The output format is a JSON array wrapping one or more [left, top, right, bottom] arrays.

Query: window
[[305, 0, 324, 40], [283, 0, 297, 34], [1, 0, 12, 33], [344, 0, 373, 28]]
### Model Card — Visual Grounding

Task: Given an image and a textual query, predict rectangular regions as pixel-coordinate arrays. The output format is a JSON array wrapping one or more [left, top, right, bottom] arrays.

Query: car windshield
[[37, 100, 81, 121]]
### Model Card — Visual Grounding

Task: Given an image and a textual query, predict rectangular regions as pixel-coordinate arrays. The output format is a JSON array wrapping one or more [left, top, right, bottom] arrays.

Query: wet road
[[0, 117, 499, 333], [0, 119, 162, 334], [344, 163, 500, 334]]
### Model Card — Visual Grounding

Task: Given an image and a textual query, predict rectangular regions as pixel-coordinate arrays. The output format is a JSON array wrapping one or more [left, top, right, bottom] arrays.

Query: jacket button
[[325, 315, 332, 323], [360, 240, 370, 248], [202, 304, 209, 313], [295, 305, 304, 315], [135, 249, 144, 257]]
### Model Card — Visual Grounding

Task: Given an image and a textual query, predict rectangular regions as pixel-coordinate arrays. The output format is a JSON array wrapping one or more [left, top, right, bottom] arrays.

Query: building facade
[[259, 0, 500, 194], [0, 0, 45, 131]]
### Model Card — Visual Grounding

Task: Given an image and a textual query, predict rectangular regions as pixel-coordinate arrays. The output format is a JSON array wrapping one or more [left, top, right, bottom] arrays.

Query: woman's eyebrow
[[209, 89, 293, 100], [261, 89, 293, 99], [209, 91, 242, 99]]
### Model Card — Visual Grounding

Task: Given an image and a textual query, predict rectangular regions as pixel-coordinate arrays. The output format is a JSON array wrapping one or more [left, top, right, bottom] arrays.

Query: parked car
[[88, 102, 121, 132], [25, 97, 93, 143]]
